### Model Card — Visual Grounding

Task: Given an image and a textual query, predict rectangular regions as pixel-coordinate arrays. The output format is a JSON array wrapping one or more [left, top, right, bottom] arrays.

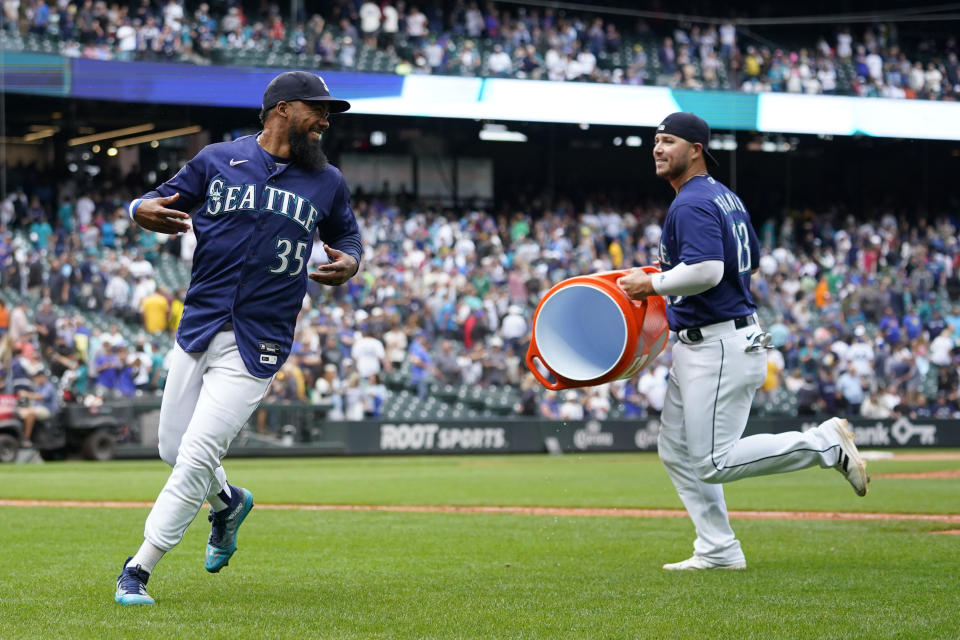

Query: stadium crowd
[[4, 0, 959, 101], [3, 166, 960, 429]]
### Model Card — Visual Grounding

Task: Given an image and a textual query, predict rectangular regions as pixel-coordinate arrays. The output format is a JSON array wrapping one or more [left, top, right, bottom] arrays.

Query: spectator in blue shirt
[[101, 216, 116, 248], [902, 309, 923, 341], [878, 306, 902, 345], [407, 332, 434, 398], [29, 0, 51, 35], [436, 296, 458, 339], [836, 363, 865, 416], [618, 381, 645, 419], [538, 390, 560, 418], [95, 343, 122, 396], [115, 344, 138, 397]]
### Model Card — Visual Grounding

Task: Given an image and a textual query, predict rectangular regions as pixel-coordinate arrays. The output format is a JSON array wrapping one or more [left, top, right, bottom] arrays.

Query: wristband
[[128, 198, 143, 221]]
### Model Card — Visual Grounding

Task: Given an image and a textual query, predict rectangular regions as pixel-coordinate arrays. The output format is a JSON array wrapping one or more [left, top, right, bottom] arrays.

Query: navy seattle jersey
[[657, 174, 760, 331], [140, 134, 362, 378]]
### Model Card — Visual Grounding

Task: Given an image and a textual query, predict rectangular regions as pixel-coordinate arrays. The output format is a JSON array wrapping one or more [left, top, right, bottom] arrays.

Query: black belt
[[682, 314, 756, 343]]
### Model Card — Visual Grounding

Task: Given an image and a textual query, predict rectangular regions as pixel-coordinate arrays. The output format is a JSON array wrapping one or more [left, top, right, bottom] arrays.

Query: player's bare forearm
[[133, 193, 192, 235], [308, 243, 359, 286], [618, 268, 657, 300]]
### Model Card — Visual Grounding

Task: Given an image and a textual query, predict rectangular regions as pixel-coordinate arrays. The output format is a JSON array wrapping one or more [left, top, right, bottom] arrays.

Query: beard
[[657, 156, 689, 182], [288, 125, 329, 171]]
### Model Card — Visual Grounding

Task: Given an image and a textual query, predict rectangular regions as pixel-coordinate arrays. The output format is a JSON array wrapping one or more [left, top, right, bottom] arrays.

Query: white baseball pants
[[144, 330, 272, 550], [657, 320, 843, 564]]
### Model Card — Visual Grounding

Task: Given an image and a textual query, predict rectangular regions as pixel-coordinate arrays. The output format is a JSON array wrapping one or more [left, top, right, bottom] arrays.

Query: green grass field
[[1, 452, 959, 639]]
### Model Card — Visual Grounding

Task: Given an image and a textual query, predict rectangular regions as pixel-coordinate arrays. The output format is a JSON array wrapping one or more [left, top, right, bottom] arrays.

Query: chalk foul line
[[0, 499, 958, 524]]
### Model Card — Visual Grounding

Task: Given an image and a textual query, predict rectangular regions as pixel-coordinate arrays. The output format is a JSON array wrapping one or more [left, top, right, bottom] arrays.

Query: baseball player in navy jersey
[[619, 112, 868, 571], [115, 71, 362, 605]]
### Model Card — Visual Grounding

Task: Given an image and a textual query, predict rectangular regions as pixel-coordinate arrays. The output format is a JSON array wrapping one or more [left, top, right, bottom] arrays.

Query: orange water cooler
[[525, 267, 669, 390]]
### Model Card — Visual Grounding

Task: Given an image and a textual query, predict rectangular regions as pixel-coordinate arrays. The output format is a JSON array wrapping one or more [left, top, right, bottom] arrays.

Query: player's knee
[[657, 444, 680, 468], [173, 441, 220, 474], [158, 433, 198, 468], [158, 440, 178, 467], [693, 458, 723, 483], [157, 428, 183, 466], [656, 430, 682, 461]]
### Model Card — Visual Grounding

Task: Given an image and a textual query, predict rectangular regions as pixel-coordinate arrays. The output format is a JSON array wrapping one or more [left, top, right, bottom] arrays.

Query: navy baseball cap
[[656, 112, 718, 166], [262, 71, 351, 115]]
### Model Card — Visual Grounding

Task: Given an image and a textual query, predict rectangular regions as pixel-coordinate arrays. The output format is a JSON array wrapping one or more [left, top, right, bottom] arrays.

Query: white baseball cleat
[[822, 417, 869, 496], [662, 556, 746, 571]]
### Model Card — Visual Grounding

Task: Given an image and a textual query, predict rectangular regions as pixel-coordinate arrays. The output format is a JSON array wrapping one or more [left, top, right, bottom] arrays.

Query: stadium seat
[[383, 370, 407, 391], [432, 384, 459, 402], [484, 390, 516, 416], [596, 51, 612, 71], [374, 56, 396, 73], [463, 386, 485, 408], [0, 33, 24, 51], [766, 388, 798, 415]]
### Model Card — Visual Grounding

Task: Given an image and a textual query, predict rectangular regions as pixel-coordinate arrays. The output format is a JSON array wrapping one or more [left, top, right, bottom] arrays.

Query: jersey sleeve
[[139, 148, 210, 214], [319, 172, 363, 265], [675, 202, 724, 264]]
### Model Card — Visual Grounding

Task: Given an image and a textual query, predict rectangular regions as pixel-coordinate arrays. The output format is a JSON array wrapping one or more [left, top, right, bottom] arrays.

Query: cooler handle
[[525, 343, 566, 391]]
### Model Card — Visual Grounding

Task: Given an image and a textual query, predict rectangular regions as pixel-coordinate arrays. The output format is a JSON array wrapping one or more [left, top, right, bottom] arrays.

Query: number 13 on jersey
[[733, 222, 751, 273]]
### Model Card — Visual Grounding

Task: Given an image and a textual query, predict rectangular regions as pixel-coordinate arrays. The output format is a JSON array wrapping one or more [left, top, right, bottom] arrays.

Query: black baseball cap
[[261, 71, 351, 116], [656, 112, 718, 166]]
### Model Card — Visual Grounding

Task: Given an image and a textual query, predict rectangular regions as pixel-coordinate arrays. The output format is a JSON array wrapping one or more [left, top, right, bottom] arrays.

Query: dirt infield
[[1, 499, 958, 524], [874, 470, 960, 479], [883, 452, 960, 461]]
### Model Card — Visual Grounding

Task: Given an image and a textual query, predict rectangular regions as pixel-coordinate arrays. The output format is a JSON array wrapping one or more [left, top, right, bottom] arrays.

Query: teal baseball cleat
[[205, 486, 254, 573], [115, 557, 156, 605]]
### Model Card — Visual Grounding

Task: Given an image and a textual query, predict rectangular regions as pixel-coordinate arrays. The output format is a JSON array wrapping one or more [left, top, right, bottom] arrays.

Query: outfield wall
[[111, 404, 957, 458]]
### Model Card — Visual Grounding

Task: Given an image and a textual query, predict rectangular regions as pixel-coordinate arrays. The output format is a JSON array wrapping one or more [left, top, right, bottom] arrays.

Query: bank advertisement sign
[[327, 416, 957, 456]]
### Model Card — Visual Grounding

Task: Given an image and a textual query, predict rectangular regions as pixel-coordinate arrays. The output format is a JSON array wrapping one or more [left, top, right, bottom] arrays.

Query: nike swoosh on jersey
[[229, 159, 248, 166]]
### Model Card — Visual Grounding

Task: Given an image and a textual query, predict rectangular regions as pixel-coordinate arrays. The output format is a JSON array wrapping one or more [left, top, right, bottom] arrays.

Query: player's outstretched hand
[[618, 268, 656, 301], [133, 193, 192, 234], [309, 244, 359, 286]]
